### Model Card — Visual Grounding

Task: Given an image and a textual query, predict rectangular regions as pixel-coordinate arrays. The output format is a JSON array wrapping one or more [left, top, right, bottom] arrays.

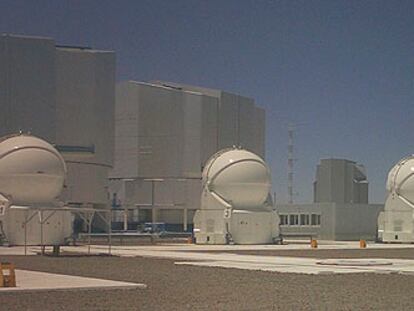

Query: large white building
[[0, 34, 115, 210], [110, 81, 265, 231]]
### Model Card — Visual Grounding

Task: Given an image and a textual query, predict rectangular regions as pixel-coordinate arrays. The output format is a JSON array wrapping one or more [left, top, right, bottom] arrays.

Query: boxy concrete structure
[[110, 81, 265, 231], [0, 34, 115, 242], [314, 159, 368, 204], [277, 159, 383, 241]]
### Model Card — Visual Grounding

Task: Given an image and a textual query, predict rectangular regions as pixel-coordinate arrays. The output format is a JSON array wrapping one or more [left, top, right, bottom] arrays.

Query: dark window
[[300, 214, 310, 226], [289, 214, 299, 226], [311, 214, 321, 226], [280, 214, 288, 225]]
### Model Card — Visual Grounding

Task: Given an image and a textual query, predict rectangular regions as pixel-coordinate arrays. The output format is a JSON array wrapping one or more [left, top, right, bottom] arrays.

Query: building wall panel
[[238, 96, 256, 153], [112, 82, 139, 178], [0, 35, 56, 142], [334, 203, 383, 240], [55, 48, 115, 205], [55, 48, 115, 167], [254, 107, 266, 158], [61, 162, 109, 206], [200, 96, 219, 168], [182, 93, 202, 177], [137, 84, 184, 177], [218, 92, 239, 149]]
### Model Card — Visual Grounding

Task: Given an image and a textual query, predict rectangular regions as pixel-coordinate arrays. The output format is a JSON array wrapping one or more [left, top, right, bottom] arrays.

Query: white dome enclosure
[[378, 155, 414, 243], [0, 134, 66, 205], [203, 149, 271, 209], [194, 148, 280, 244], [0, 134, 72, 246]]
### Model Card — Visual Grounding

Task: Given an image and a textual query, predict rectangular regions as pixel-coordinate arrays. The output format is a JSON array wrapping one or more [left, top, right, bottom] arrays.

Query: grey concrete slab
[[173, 257, 414, 275], [174, 261, 376, 274], [0, 270, 146, 293]]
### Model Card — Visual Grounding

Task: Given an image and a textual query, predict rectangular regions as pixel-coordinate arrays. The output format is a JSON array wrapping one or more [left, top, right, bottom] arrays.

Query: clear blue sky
[[1, 0, 413, 203]]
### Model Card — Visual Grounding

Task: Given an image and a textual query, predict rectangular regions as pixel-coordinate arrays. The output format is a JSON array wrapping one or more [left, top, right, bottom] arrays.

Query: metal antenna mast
[[288, 123, 294, 204]]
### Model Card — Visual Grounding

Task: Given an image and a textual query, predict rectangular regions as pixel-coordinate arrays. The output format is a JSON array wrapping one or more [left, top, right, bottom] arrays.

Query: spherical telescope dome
[[203, 148, 271, 209], [0, 134, 66, 205], [386, 155, 414, 202]]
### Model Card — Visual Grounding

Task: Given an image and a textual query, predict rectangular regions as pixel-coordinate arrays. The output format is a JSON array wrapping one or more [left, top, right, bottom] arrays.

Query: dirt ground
[[1, 248, 414, 310]]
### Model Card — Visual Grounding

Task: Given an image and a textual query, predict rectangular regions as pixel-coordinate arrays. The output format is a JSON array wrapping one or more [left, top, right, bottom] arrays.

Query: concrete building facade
[[314, 159, 368, 204], [277, 158, 383, 241], [0, 34, 115, 209], [110, 81, 265, 231], [277, 203, 383, 241]]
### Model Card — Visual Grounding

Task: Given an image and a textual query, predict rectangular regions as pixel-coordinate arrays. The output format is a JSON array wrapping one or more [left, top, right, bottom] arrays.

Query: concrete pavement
[[0, 269, 146, 293]]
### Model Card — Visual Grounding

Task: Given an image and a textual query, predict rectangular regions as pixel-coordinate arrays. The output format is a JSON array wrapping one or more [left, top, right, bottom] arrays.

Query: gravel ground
[[1, 250, 414, 311]]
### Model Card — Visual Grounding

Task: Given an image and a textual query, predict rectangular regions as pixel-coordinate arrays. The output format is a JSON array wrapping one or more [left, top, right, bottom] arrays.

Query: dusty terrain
[[1, 248, 414, 311]]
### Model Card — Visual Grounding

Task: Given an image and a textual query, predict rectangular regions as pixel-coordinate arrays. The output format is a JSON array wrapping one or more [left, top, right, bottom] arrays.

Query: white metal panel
[[3, 209, 72, 245], [231, 210, 279, 244], [381, 197, 414, 243]]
